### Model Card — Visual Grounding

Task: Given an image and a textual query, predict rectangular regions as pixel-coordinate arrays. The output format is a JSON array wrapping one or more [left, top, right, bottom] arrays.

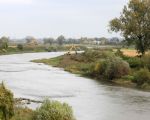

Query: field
[[121, 49, 139, 57], [113, 49, 139, 57]]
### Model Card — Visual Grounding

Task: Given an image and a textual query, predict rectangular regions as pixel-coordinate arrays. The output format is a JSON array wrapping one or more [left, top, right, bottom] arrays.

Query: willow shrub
[[82, 50, 114, 62], [115, 49, 124, 57], [104, 57, 131, 80], [94, 60, 107, 76], [142, 53, 150, 70], [90, 57, 131, 80], [133, 68, 150, 86], [125, 57, 143, 68], [33, 99, 76, 120]]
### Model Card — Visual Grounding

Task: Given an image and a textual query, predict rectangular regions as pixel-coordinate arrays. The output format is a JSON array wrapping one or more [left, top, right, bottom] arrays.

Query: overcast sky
[[0, 0, 128, 38]]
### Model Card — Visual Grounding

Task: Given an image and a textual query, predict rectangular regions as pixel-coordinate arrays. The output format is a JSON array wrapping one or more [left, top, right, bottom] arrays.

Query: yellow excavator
[[67, 45, 80, 55]]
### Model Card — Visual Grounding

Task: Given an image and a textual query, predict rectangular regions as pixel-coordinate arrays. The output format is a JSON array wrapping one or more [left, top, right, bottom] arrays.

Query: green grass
[[32, 54, 92, 75], [0, 45, 87, 56], [0, 46, 46, 55], [32, 56, 63, 67]]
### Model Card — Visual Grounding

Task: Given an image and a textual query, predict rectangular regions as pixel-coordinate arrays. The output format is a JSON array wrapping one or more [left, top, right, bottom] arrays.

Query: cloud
[[0, 0, 33, 4]]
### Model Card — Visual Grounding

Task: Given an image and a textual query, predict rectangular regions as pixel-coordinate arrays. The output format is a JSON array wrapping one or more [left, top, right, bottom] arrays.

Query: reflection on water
[[0, 52, 150, 120]]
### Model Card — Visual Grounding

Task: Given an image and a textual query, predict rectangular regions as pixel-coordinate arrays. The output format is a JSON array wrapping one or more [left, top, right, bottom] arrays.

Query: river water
[[0, 52, 150, 120]]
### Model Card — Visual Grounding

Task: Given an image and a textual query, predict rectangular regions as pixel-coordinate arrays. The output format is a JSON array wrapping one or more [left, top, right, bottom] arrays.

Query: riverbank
[[0, 45, 87, 56], [32, 50, 150, 91], [0, 45, 46, 55]]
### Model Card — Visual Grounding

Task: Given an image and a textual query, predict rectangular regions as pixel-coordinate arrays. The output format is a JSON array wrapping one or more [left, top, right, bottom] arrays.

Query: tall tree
[[57, 35, 65, 46], [0, 37, 9, 50], [109, 0, 150, 55], [43, 38, 54, 45]]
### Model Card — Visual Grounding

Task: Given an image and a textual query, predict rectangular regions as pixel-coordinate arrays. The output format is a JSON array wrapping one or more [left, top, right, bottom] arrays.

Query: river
[[0, 52, 150, 120]]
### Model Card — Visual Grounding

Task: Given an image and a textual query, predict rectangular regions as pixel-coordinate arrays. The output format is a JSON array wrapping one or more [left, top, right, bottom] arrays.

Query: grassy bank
[[0, 46, 46, 55], [0, 45, 87, 56], [32, 49, 150, 91]]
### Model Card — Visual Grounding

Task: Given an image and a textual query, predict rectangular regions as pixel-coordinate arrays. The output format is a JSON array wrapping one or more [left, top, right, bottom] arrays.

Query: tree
[[17, 44, 23, 50], [0, 82, 14, 120], [25, 36, 38, 46], [99, 37, 108, 45], [43, 38, 54, 45], [0, 37, 9, 50], [109, 37, 120, 45], [79, 37, 88, 44], [109, 0, 150, 55], [57, 35, 65, 46]]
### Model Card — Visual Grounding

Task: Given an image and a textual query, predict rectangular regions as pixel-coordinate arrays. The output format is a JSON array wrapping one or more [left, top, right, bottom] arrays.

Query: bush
[[79, 63, 95, 76], [104, 57, 130, 80], [45, 46, 57, 52], [82, 50, 114, 62], [17, 44, 23, 50], [142, 53, 150, 70], [90, 57, 130, 80], [0, 82, 14, 120], [115, 49, 124, 57], [94, 60, 107, 76], [33, 99, 75, 120], [133, 68, 150, 86], [7, 47, 18, 52], [94, 62, 101, 74], [121, 75, 134, 81], [11, 107, 34, 120], [126, 57, 142, 68]]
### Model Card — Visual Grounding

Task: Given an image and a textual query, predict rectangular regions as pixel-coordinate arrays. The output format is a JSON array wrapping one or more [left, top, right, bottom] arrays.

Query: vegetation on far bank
[[33, 49, 150, 91], [0, 83, 76, 120], [0, 36, 89, 55], [0, 34, 122, 56]]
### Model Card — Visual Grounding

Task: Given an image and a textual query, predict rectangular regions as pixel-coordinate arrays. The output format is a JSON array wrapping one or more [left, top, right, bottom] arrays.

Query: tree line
[[0, 35, 122, 50]]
